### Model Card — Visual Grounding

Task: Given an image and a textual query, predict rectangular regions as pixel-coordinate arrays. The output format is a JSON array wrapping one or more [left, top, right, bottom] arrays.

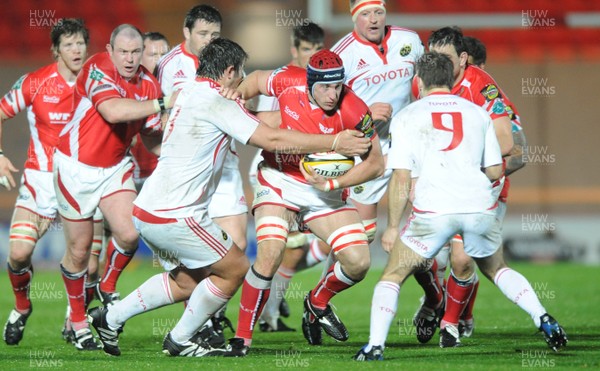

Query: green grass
[[0, 260, 597, 370]]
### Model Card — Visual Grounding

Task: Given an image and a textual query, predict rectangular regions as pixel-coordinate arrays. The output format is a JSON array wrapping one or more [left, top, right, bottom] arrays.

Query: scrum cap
[[306, 49, 345, 97]]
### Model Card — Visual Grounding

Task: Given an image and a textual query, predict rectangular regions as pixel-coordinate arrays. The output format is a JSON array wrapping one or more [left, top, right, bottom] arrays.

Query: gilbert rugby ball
[[303, 152, 355, 179]]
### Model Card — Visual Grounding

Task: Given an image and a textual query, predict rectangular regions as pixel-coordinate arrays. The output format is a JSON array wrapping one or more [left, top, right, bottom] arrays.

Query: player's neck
[[422, 87, 451, 96], [57, 61, 78, 83]]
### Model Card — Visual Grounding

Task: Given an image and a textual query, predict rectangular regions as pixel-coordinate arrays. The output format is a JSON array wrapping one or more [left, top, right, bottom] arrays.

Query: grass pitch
[[0, 260, 597, 370]]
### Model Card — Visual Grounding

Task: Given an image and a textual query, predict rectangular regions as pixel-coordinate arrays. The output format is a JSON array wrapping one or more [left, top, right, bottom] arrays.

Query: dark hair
[[184, 4, 222, 30], [416, 51, 454, 90], [143, 31, 169, 46], [110, 24, 143, 48], [428, 26, 466, 56], [50, 18, 89, 51], [463, 36, 487, 67], [291, 22, 324, 48], [197, 38, 247, 80]]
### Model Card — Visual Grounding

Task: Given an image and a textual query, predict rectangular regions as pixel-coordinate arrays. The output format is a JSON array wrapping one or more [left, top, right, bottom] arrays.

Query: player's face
[[291, 40, 324, 69], [141, 39, 169, 73], [311, 82, 343, 112], [108, 34, 144, 80], [354, 8, 386, 44], [56, 33, 87, 73], [429, 44, 467, 82], [184, 20, 221, 56]]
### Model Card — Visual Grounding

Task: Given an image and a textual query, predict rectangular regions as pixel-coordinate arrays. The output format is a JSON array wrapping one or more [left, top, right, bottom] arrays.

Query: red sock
[[310, 262, 356, 309], [414, 260, 443, 308], [442, 273, 474, 327], [99, 238, 135, 293], [61, 265, 87, 323], [235, 267, 271, 342], [461, 278, 479, 320], [7, 264, 33, 313]]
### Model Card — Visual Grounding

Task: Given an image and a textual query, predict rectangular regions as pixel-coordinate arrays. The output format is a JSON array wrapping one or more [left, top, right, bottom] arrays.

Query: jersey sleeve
[[266, 66, 304, 98], [0, 74, 32, 118], [84, 64, 122, 109], [213, 98, 260, 144], [473, 75, 508, 121], [341, 89, 377, 140], [482, 116, 502, 168]]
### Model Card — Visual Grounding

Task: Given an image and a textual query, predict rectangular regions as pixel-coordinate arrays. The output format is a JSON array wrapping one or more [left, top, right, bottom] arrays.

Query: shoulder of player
[[157, 44, 185, 69], [388, 26, 420, 37], [331, 32, 356, 55], [340, 87, 369, 112], [466, 65, 502, 89]]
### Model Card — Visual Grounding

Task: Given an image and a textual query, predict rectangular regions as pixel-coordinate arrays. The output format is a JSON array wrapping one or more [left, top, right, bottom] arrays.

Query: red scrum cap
[[306, 49, 345, 96]]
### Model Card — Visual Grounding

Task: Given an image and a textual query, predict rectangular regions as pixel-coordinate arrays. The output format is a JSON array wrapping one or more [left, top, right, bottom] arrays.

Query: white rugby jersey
[[134, 78, 259, 219], [332, 26, 424, 141], [156, 42, 198, 95], [387, 92, 502, 215]]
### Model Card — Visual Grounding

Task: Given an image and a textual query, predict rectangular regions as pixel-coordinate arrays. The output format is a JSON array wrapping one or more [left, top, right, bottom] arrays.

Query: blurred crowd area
[[0, 0, 599, 262]]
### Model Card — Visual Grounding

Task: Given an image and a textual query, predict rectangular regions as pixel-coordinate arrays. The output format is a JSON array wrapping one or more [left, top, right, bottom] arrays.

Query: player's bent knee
[[362, 218, 377, 243], [256, 216, 289, 245]]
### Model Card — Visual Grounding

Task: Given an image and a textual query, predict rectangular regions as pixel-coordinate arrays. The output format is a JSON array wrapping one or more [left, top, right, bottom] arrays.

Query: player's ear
[[183, 27, 191, 41], [105, 43, 112, 54], [458, 51, 468, 69], [290, 46, 298, 60]]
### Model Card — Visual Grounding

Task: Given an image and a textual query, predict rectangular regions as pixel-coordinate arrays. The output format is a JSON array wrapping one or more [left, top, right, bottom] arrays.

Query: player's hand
[[369, 102, 393, 122], [299, 160, 329, 192], [335, 130, 371, 157], [381, 226, 399, 253], [220, 87, 246, 105], [0, 155, 19, 191]]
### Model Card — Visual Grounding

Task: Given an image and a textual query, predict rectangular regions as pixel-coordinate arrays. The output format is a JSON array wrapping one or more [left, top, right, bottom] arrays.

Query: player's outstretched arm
[[97, 92, 177, 124], [381, 169, 412, 252], [237, 70, 273, 100], [249, 124, 370, 157]]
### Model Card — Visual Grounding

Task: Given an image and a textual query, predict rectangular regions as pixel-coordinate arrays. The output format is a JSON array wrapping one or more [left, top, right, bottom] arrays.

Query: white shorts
[[248, 151, 263, 189], [208, 150, 247, 219], [15, 169, 59, 219], [53, 151, 136, 221], [253, 166, 355, 224], [401, 211, 502, 259], [450, 201, 507, 243], [132, 207, 234, 271], [350, 136, 391, 205]]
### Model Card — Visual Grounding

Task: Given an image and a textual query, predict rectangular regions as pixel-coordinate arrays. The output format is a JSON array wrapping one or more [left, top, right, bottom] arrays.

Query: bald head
[[110, 24, 143, 48]]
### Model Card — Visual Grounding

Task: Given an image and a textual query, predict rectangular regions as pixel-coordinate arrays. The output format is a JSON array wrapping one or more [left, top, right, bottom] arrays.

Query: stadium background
[[0, 0, 599, 266]]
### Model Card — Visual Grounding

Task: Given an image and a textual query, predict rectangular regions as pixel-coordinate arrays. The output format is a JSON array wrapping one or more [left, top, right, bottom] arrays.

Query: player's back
[[392, 92, 502, 214]]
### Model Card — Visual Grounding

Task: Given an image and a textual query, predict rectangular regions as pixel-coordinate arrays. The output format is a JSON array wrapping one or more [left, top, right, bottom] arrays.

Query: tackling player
[[88, 38, 372, 357], [354, 52, 566, 361]]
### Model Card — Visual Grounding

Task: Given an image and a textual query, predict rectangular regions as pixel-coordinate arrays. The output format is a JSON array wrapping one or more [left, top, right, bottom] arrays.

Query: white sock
[[170, 278, 230, 343], [494, 268, 547, 328], [435, 244, 450, 285], [366, 281, 400, 351], [107, 272, 174, 329], [305, 238, 327, 267], [262, 267, 293, 322]]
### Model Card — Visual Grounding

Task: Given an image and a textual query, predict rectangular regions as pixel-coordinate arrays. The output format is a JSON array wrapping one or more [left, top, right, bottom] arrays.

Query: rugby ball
[[303, 152, 355, 179]]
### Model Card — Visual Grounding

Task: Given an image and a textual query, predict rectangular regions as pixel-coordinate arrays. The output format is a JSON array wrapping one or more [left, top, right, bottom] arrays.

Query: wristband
[[331, 132, 341, 151], [153, 99, 161, 113], [323, 179, 340, 192], [158, 97, 166, 111], [163, 95, 171, 109], [0, 150, 3, 156]]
